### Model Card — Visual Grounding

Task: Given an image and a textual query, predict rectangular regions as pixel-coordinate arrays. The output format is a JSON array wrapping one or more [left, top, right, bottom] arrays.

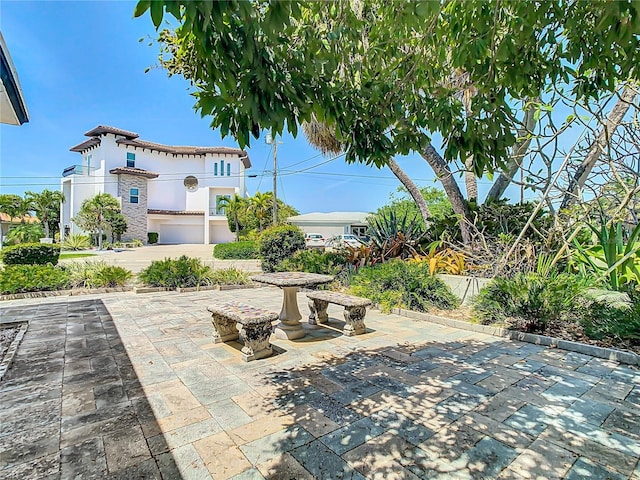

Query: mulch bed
[[0, 325, 20, 366]]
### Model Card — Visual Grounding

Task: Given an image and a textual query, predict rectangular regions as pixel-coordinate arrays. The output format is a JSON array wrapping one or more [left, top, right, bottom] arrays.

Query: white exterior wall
[[61, 131, 248, 244]]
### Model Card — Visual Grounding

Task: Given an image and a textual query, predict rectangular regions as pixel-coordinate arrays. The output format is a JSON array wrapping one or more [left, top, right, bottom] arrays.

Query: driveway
[[1, 288, 639, 479], [59, 244, 260, 273]]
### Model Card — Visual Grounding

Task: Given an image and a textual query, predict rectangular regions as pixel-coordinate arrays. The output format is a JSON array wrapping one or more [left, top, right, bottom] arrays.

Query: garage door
[[158, 225, 204, 244]]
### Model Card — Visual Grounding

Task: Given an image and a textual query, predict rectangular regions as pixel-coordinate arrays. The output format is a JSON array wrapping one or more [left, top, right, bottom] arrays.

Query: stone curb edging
[[393, 307, 640, 367], [0, 283, 262, 300], [0, 322, 28, 381], [0, 287, 134, 301]]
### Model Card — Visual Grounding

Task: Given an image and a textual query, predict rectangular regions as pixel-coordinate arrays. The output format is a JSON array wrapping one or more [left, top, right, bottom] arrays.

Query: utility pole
[[265, 134, 280, 226]]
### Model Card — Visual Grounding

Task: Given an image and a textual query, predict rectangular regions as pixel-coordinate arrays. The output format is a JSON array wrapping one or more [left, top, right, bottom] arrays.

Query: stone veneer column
[[117, 175, 149, 242]]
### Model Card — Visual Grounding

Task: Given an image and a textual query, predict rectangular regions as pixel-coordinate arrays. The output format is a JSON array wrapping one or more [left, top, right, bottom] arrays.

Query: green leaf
[[133, 0, 151, 18], [150, 0, 164, 28]]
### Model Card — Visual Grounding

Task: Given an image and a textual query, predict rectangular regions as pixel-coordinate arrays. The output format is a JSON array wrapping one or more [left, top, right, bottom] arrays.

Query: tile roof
[[84, 125, 139, 139], [0, 213, 38, 223], [109, 167, 159, 179], [116, 138, 250, 167], [147, 209, 205, 216], [70, 137, 101, 152]]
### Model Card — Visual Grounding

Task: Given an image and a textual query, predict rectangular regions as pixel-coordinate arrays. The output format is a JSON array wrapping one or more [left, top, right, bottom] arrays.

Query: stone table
[[250, 272, 334, 340]]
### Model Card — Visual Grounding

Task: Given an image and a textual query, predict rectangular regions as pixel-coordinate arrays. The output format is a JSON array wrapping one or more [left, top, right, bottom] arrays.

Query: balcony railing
[[62, 164, 98, 177]]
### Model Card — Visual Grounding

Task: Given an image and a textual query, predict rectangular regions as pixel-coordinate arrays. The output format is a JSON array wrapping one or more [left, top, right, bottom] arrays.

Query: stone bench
[[306, 291, 372, 336], [207, 301, 278, 362]]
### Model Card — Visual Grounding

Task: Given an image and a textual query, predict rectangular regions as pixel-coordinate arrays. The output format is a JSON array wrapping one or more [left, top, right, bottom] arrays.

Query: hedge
[[1, 243, 60, 265], [213, 241, 259, 259]]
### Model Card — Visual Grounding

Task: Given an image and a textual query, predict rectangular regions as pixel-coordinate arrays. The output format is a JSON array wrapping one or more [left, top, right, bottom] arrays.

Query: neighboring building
[[0, 32, 29, 125], [60, 125, 251, 244], [287, 212, 370, 238], [0, 214, 38, 245]]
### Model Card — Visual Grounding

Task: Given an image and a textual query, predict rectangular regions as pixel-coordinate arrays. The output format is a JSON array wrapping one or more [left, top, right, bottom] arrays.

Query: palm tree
[[74, 193, 121, 250], [25, 189, 65, 238], [217, 194, 247, 241], [251, 192, 273, 231]]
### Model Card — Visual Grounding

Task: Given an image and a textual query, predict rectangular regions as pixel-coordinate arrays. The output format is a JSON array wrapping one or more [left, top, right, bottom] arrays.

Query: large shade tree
[[136, 0, 640, 244]]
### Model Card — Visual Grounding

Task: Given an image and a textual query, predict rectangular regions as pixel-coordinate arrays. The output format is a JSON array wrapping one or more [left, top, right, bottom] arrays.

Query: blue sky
[[0, 1, 513, 214]]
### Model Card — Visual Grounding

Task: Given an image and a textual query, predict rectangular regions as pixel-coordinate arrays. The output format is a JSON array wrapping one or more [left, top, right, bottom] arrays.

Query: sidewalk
[[59, 244, 261, 273], [1, 288, 639, 479]]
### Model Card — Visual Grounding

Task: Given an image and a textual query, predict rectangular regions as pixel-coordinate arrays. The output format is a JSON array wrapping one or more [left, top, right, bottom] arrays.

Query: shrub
[[138, 256, 213, 288], [258, 225, 306, 272], [62, 234, 91, 251], [349, 259, 459, 312], [64, 261, 132, 288], [5, 223, 46, 245], [0, 265, 70, 294], [574, 288, 639, 342], [471, 272, 623, 331], [1, 243, 60, 265], [209, 267, 250, 285], [213, 241, 259, 259], [276, 249, 348, 275], [147, 232, 159, 244]]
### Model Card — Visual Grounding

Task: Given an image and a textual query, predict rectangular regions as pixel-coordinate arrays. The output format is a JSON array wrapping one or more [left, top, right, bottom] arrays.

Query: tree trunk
[[43, 216, 50, 238], [421, 143, 473, 246], [387, 158, 432, 226], [485, 104, 537, 203], [560, 85, 637, 210], [234, 216, 240, 241], [464, 157, 478, 201]]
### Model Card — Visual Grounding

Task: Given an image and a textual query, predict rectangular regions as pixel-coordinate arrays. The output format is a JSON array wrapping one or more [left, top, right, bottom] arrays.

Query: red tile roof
[[109, 167, 159, 179], [116, 138, 250, 167], [0, 213, 38, 223], [70, 137, 101, 152], [84, 125, 139, 139]]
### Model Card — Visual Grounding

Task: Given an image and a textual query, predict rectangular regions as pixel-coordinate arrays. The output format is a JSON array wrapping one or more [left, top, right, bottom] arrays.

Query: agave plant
[[572, 221, 640, 291], [367, 211, 425, 262]]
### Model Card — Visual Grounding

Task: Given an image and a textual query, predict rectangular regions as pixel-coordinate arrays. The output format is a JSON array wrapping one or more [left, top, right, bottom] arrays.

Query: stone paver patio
[[1, 287, 639, 479]]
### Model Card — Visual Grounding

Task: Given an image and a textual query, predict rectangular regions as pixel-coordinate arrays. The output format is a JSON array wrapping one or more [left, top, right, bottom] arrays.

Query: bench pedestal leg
[[343, 306, 367, 336], [240, 322, 274, 362], [308, 299, 329, 328], [211, 313, 239, 343]]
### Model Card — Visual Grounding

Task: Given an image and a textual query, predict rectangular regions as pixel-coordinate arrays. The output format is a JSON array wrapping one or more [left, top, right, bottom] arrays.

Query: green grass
[[59, 253, 97, 259]]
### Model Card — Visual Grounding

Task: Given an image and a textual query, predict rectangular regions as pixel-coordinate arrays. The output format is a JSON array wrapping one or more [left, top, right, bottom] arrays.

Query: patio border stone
[[394, 308, 640, 366]]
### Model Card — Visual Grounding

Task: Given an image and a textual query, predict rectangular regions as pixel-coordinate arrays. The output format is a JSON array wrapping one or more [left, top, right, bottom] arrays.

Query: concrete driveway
[[59, 244, 261, 273]]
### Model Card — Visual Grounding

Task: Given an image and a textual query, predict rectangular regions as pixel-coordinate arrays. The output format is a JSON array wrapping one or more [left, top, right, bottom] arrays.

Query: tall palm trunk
[[560, 85, 637, 210], [387, 158, 431, 226], [421, 143, 473, 246]]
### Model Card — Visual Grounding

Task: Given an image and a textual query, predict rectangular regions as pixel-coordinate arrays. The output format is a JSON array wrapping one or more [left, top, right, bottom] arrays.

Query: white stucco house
[[287, 212, 370, 238], [60, 125, 251, 244]]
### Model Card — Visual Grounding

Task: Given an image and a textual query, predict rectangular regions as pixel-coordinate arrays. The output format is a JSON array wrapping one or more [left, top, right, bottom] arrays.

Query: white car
[[325, 234, 365, 251], [305, 233, 326, 249]]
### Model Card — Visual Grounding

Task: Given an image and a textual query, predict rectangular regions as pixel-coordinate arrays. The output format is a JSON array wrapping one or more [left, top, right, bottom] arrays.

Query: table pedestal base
[[274, 286, 306, 340]]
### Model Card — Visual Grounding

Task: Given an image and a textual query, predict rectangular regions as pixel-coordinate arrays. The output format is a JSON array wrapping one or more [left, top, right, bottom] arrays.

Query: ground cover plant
[[0, 265, 70, 295], [349, 259, 459, 313], [64, 261, 132, 289], [138, 256, 250, 289], [213, 241, 259, 259]]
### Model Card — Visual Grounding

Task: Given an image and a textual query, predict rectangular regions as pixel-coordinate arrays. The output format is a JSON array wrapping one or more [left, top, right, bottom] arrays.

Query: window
[[227, 163, 231, 176], [220, 160, 225, 176], [214, 162, 218, 176], [126, 152, 135, 168], [130, 188, 139, 204], [215, 194, 230, 215]]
